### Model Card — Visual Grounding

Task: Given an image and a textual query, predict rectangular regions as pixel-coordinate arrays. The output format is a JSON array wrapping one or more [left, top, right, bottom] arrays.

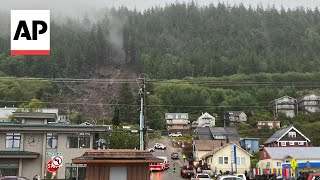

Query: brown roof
[[73, 149, 163, 164], [194, 140, 240, 151]]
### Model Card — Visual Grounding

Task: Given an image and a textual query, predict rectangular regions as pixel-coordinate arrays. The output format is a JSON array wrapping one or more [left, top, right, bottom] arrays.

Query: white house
[[196, 112, 215, 127]]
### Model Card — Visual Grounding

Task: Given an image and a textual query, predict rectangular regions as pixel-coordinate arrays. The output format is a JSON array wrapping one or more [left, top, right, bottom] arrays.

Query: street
[[148, 137, 188, 180]]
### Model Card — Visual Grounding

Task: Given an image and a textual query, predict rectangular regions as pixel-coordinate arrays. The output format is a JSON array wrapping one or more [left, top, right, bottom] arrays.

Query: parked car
[[154, 143, 166, 150], [148, 148, 155, 152], [236, 174, 247, 180], [180, 165, 196, 178], [217, 175, 243, 180], [307, 172, 320, 180], [191, 173, 211, 180], [171, 152, 179, 159], [0, 176, 29, 180], [169, 132, 183, 137]]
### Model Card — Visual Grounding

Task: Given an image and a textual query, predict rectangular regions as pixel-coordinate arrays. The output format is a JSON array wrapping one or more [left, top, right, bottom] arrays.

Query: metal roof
[[196, 127, 213, 140], [265, 126, 291, 144], [265, 147, 320, 159]]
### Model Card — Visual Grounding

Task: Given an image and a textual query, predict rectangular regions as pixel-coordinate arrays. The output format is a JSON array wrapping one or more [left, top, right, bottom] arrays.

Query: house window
[[289, 142, 295, 146], [298, 142, 304, 145], [67, 133, 90, 148], [0, 160, 19, 176], [277, 162, 282, 167], [6, 133, 20, 148], [236, 157, 246, 166], [281, 142, 286, 146], [65, 163, 86, 180], [219, 157, 229, 164], [47, 133, 58, 149], [288, 132, 296, 138]]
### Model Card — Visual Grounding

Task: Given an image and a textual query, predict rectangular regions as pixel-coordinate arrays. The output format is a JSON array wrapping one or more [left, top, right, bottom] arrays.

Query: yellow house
[[202, 143, 252, 174]]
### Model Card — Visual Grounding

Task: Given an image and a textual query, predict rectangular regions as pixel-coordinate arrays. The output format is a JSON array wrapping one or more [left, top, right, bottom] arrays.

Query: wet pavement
[[148, 137, 189, 180]]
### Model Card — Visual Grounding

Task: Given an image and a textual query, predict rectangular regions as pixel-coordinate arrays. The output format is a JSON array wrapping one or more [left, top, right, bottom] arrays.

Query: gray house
[[165, 113, 190, 131], [298, 94, 320, 113], [269, 96, 298, 118], [227, 111, 247, 124]]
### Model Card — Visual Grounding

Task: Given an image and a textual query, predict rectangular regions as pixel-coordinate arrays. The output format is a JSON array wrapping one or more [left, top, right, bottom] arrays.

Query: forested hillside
[[0, 3, 320, 139], [1, 3, 320, 78]]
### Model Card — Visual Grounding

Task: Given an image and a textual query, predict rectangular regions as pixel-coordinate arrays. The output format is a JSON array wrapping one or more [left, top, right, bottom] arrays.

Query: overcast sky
[[0, 0, 319, 17]]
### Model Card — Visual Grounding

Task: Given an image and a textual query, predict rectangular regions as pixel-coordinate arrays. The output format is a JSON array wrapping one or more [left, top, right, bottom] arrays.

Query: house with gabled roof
[[269, 95, 298, 118], [264, 126, 310, 147], [194, 112, 216, 127], [257, 147, 320, 172], [202, 143, 252, 174], [227, 111, 247, 124]]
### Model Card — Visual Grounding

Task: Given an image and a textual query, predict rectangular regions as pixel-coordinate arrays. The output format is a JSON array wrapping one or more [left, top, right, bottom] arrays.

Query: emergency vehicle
[[149, 156, 169, 171]]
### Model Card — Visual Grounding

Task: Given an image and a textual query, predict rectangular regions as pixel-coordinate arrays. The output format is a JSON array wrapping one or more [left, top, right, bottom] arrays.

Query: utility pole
[[139, 93, 144, 150], [143, 77, 147, 150], [138, 73, 148, 150]]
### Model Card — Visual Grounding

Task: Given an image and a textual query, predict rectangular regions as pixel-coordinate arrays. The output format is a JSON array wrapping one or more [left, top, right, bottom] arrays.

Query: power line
[[0, 99, 273, 108]]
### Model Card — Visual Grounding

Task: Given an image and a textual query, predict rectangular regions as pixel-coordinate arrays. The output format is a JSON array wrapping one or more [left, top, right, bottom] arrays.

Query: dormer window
[[288, 132, 296, 138]]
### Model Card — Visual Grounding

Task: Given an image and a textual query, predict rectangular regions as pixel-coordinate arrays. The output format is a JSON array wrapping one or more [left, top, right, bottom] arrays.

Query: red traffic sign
[[47, 160, 59, 173]]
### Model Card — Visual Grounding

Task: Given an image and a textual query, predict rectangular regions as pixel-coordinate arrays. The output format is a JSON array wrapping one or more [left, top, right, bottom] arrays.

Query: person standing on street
[[182, 154, 186, 163]]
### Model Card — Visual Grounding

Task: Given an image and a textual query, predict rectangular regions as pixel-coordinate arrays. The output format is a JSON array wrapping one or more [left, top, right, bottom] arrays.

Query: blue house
[[239, 138, 260, 154]]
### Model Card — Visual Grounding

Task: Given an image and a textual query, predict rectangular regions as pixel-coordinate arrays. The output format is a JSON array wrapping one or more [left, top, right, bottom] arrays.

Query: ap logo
[[11, 10, 50, 55]]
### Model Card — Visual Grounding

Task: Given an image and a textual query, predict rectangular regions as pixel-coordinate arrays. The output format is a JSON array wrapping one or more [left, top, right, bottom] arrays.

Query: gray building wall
[[0, 132, 94, 179]]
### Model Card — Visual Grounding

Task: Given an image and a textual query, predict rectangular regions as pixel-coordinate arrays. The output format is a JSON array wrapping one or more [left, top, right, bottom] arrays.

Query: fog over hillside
[[0, 0, 319, 16]]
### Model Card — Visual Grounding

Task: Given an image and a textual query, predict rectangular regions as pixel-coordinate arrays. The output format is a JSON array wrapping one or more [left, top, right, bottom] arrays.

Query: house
[[269, 96, 298, 118], [0, 112, 112, 179], [194, 112, 216, 127], [257, 121, 281, 129], [257, 147, 320, 172], [210, 127, 241, 142], [72, 150, 162, 180], [165, 113, 190, 131], [298, 94, 320, 113], [193, 140, 230, 162], [227, 111, 247, 124], [202, 143, 252, 174], [193, 127, 241, 161], [195, 127, 240, 142], [264, 126, 310, 147], [239, 138, 260, 154]]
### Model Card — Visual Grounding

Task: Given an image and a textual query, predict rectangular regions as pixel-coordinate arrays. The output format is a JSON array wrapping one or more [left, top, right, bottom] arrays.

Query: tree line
[[1, 3, 320, 78]]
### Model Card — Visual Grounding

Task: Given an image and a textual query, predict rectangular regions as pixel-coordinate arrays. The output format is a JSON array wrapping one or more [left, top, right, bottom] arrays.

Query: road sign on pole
[[47, 160, 59, 173], [51, 156, 63, 167], [291, 158, 297, 170]]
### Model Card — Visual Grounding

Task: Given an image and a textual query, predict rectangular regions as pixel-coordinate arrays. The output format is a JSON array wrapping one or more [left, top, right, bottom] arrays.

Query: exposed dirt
[[54, 65, 139, 123]]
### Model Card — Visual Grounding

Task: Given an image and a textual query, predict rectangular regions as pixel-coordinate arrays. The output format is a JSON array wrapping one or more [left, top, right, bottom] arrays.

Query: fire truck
[[149, 156, 169, 171]]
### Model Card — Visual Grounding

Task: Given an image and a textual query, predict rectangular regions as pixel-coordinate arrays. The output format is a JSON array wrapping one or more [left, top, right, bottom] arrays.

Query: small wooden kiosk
[[72, 149, 163, 180]]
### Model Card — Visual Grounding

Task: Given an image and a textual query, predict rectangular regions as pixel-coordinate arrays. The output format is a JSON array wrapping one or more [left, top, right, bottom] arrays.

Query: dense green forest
[[1, 3, 320, 144], [1, 3, 320, 78]]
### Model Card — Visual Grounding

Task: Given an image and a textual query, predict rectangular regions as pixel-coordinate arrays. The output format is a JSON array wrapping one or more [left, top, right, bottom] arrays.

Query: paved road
[[148, 137, 189, 180]]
